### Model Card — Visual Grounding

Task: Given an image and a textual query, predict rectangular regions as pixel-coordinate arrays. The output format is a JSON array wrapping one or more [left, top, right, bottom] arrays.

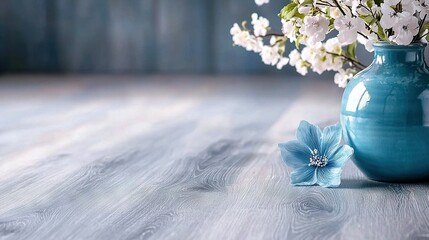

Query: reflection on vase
[[341, 43, 429, 182], [418, 90, 429, 126]]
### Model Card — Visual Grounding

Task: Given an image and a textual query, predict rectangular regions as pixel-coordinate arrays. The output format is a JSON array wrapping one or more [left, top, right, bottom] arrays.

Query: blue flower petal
[[278, 140, 311, 168], [327, 145, 354, 168], [290, 166, 317, 186], [320, 123, 342, 156], [296, 121, 322, 151], [316, 167, 342, 188]]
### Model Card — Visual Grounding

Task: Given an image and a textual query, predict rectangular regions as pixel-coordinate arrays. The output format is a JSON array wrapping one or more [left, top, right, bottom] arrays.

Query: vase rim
[[373, 41, 427, 49]]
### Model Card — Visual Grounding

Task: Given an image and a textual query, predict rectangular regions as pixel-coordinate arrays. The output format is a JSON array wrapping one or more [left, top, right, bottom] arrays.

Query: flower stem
[[317, 0, 335, 7], [332, 0, 347, 16], [359, 3, 375, 17], [327, 51, 367, 70], [264, 33, 285, 37], [417, 14, 428, 41], [419, 32, 429, 41], [358, 31, 369, 39]]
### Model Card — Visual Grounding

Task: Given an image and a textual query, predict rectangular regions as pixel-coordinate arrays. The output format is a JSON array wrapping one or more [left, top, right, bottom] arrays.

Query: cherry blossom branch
[[332, 0, 347, 16], [327, 51, 367, 70], [417, 14, 427, 41], [358, 31, 369, 39], [359, 3, 375, 17], [419, 32, 429, 41], [264, 33, 285, 37], [317, 0, 335, 7]]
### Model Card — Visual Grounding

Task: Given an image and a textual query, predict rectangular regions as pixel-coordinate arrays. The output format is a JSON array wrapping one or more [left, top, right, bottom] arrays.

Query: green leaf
[[376, 22, 387, 40], [241, 21, 247, 30], [367, 0, 373, 8], [287, 6, 299, 20], [345, 42, 357, 60], [420, 22, 429, 35], [295, 35, 302, 49], [360, 15, 375, 25], [279, 3, 298, 21]]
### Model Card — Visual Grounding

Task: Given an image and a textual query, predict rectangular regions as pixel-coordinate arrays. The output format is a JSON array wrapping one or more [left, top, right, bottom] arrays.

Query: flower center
[[390, 12, 397, 18], [308, 149, 328, 167], [345, 21, 353, 30]]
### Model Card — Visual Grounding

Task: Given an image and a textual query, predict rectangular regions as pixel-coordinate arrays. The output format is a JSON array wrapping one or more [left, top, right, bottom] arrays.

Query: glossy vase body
[[341, 43, 429, 182]]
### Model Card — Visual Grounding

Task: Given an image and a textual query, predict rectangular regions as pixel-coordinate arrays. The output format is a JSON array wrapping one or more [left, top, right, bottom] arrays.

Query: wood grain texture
[[0, 75, 428, 240]]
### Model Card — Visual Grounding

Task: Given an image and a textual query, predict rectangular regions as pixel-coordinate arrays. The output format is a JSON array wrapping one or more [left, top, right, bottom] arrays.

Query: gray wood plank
[[0, 75, 428, 240]]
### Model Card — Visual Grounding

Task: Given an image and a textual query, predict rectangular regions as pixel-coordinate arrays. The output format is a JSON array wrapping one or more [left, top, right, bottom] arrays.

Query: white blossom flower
[[357, 30, 378, 52], [296, 60, 309, 75], [334, 68, 356, 88], [303, 46, 327, 74], [325, 38, 342, 55], [255, 0, 269, 6], [277, 57, 290, 70], [298, 0, 313, 14], [230, 24, 251, 48], [380, 0, 404, 29], [230, 23, 241, 36], [324, 38, 344, 71], [299, 15, 330, 45], [334, 15, 365, 45], [269, 36, 277, 45], [351, 0, 361, 15], [231, 0, 427, 86], [289, 49, 302, 67], [247, 37, 264, 53], [329, 7, 343, 19], [298, 6, 311, 14], [230, 23, 263, 53], [299, 41, 345, 75], [414, 0, 429, 19], [260, 45, 281, 66], [301, 43, 322, 63], [371, 5, 382, 13], [383, 0, 401, 6], [389, 13, 419, 45], [301, 43, 327, 74], [251, 13, 270, 37], [282, 18, 302, 41], [282, 20, 295, 39], [349, 0, 372, 15], [401, 0, 416, 14], [341, 0, 355, 5], [325, 55, 344, 71]]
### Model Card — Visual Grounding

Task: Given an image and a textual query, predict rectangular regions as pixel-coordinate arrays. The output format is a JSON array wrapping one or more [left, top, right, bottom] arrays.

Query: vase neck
[[373, 43, 426, 67]]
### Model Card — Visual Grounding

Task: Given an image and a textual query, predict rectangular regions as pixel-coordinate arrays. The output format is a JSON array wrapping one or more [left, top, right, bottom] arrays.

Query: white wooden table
[[0, 75, 428, 240]]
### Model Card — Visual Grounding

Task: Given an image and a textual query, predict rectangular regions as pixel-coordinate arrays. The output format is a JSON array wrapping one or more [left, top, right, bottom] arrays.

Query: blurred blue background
[[0, 0, 376, 75], [0, 0, 286, 74]]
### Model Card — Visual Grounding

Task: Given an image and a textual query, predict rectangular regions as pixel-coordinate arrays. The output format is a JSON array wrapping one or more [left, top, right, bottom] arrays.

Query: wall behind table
[[0, 0, 306, 74]]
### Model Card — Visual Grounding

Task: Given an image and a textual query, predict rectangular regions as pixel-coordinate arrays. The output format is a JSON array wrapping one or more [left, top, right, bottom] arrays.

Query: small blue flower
[[278, 121, 354, 188]]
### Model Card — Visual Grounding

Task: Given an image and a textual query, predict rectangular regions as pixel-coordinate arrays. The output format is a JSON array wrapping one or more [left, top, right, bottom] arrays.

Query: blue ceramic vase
[[341, 42, 429, 182]]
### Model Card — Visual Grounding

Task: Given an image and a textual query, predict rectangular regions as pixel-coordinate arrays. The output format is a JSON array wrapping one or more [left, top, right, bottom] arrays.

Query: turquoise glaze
[[341, 43, 429, 182]]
